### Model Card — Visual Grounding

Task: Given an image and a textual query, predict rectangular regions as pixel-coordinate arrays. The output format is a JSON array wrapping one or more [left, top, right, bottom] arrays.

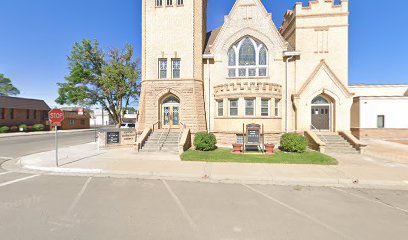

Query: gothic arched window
[[227, 37, 268, 78]]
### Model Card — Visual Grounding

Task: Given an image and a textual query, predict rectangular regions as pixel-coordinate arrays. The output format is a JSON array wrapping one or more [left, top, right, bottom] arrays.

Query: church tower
[[138, 0, 208, 133]]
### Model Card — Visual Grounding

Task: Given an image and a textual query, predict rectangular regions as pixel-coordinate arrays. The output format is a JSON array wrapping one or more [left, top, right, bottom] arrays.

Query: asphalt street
[[0, 171, 407, 240], [0, 131, 95, 159]]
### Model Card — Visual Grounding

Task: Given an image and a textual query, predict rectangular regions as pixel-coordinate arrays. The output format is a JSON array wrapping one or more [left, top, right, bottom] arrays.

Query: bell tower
[[138, 0, 208, 133]]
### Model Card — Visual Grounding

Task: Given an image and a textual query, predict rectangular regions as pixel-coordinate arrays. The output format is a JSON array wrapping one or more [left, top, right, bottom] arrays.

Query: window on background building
[[217, 100, 224, 117], [261, 99, 270, 116], [26, 110, 30, 119], [172, 59, 181, 79], [274, 99, 280, 117], [159, 59, 167, 79], [166, 0, 172, 6], [156, 0, 163, 7], [10, 109, 14, 119], [227, 37, 268, 78], [377, 115, 385, 128], [177, 0, 183, 5], [245, 99, 255, 116], [33, 110, 37, 119], [0, 108, 4, 119], [229, 99, 238, 116], [69, 119, 75, 125]]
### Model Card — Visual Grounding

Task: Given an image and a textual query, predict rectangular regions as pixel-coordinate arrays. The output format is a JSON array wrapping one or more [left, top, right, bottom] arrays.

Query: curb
[[10, 163, 408, 191], [0, 129, 95, 139]]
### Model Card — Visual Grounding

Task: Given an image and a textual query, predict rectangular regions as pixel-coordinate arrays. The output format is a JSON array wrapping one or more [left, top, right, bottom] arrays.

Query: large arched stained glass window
[[239, 38, 256, 66], [227, 37, 268, 78]]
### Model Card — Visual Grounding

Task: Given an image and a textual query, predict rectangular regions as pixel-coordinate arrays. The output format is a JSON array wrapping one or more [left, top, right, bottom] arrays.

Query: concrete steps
[[317, 132, 359, 155], [140, 129, 181, 153]]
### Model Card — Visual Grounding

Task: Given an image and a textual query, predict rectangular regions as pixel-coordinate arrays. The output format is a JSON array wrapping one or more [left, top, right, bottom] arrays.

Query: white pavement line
[[0, 174, 40, 187], [0, 171, 11, 176], [243, 184, 354, 240], [331, 187, 408, 215], [66, 177, 92, 215], [162, 180, 197, 230]]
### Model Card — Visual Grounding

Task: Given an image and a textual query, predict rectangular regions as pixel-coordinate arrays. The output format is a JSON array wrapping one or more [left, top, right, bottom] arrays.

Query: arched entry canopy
[[160, 95, 180, 129], [311, 95, 332, 131]]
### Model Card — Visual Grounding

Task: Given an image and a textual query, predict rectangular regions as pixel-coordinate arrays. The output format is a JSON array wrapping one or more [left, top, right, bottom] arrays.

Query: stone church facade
[[138, 0, 408, 146]]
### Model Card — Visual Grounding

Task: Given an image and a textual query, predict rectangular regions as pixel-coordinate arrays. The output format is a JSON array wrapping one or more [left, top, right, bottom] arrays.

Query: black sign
[[107, 132, 120, 144], [246, 124, 261, 145]]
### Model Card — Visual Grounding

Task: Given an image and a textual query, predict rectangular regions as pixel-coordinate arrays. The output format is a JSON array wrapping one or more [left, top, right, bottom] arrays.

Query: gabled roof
[[0, 96, 50, 111], [204, 27, 221, 55], [295, 59, 353, 98]]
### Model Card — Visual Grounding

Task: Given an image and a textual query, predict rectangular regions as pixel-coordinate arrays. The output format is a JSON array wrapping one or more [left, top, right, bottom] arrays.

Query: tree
[[0, 74, 20, 96], [56, 39, 140, 127]]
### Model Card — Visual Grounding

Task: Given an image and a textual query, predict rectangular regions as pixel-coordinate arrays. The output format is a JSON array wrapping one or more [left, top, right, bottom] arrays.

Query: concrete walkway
[[4, 143, 408, 190]]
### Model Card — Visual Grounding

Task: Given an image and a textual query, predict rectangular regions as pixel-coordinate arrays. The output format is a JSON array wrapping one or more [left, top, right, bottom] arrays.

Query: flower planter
[[232, 144, 243, 154], [264, 144, 275, 155]]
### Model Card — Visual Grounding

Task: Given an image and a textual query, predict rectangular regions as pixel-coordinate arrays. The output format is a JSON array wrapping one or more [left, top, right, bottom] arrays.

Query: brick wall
[[0, 108, 48, 127], [352, 128, 408, 140], [60, 117, 90, 130]]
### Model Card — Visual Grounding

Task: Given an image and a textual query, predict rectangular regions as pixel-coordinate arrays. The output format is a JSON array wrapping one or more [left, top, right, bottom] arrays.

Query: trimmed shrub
[[0, 126, 10, 133], [194, 132, 217, 151], [10, 126, 18, 132], [32, 124, 45, 131], [280, 133, 308, 153], [18, 124, 28, 132]]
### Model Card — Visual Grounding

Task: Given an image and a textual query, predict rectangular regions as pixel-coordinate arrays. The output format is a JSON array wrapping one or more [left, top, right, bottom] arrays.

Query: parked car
[[120, 123, 136, 128]]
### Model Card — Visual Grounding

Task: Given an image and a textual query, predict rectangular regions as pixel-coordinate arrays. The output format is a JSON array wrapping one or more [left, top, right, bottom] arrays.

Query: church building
[[137, 0, 408, 151]]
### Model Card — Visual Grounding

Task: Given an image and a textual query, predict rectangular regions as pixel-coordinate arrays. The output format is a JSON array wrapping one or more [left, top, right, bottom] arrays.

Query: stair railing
[[178, 122, 186, 143], [157, 126, 170, 150], [310, 124, 327, 143]]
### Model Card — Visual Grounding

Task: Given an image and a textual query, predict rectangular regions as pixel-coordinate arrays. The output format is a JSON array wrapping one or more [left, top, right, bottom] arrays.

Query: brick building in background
[[59, 108, 91, 130], [0, 96, 50, 127]]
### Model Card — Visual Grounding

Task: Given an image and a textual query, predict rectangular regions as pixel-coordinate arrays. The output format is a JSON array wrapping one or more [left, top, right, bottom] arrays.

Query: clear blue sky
[[0, 0, 407, 107]]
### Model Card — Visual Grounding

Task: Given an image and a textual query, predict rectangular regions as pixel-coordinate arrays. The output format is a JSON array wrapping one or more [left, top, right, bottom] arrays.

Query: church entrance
[[311, 95, 331, 131], [160, 95, 180, 129]]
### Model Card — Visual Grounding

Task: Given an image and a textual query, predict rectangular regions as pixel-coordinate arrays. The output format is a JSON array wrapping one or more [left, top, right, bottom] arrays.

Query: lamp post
[[283, 51, 301, 133]]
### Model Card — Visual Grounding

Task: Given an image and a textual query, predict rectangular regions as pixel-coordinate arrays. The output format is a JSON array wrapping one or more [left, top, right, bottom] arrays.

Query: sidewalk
[[5, 143, 408, 190], [0, 129, 95, 138]]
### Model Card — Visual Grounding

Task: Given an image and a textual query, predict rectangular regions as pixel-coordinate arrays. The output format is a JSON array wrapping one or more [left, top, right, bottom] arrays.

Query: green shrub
[[18, 124, 28, 131], [10, 126, 18, 132], [32, 124, 45, 131], [0, 126, 9, 133], [280, 133, 308, 153], [194, 132, 217, 151]]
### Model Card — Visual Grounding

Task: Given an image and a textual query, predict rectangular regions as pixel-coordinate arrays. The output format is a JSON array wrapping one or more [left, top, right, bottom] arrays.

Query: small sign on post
[[48, 109, 64, 167]]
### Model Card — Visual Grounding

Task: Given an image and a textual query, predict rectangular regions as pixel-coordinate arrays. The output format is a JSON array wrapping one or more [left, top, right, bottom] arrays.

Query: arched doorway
[[160, 95, 180, 128], [311, 95, 331, 131]]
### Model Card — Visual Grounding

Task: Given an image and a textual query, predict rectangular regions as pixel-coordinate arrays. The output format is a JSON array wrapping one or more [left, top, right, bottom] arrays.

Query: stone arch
[[155, 88, 184, 104], [309, 91, 337, 131]]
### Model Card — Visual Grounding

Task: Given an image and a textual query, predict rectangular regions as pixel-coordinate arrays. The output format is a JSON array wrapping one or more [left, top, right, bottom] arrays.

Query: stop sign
[[49, 109, 65, 124]]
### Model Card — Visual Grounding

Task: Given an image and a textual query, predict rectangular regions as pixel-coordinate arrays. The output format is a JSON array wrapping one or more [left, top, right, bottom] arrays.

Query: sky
[[0, 0, 407, 107]]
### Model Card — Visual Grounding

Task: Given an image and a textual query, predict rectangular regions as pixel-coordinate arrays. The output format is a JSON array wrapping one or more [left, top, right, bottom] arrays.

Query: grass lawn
[[181, 148, 337, 165]]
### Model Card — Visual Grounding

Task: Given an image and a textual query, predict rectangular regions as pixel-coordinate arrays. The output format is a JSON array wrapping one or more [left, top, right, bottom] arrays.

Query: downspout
[[207, 59, 211, 133], [285, 56, 294, 133]]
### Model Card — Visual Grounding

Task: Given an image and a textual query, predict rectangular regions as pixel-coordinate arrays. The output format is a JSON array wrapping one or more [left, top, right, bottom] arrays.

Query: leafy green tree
[[56, 39, 140, 127], [0, 74, 20, 96]]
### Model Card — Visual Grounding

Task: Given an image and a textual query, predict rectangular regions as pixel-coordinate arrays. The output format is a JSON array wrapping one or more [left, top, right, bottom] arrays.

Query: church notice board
[[107, 132, 120, 145], [246, 124, 261, 145]]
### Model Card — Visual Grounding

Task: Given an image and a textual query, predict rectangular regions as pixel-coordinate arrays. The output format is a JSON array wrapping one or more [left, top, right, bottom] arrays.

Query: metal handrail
[[152, 121, 159, 131], [157, 126, 170, 150], [310, 124, 327, 143]]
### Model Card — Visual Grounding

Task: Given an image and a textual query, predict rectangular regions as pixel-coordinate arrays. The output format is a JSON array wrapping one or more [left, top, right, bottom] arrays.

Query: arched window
[[227, 37, 268, 78], [312, 96, 329, 105]]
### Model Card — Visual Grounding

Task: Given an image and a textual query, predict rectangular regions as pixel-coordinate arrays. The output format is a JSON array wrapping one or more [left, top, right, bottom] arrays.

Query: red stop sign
[[48, 109, 65, 123]]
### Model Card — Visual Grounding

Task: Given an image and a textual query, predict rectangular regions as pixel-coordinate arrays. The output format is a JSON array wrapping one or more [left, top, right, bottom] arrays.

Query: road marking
[[331, 187, 408, 215], [67, 177, 92, 215], [162, 180, 197, 230], [0, 171, 12, 176], [0, 174, 40, 187], [243, 184, 353, 240]]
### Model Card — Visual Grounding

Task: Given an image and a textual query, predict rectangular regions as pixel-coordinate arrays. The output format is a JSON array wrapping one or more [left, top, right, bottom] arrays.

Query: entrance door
[[162, 105, 180, 128], [311, 106, 330, 130]]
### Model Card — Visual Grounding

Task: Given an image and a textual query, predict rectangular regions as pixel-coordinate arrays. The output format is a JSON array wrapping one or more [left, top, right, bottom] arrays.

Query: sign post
[[48, 109, 64, 167]]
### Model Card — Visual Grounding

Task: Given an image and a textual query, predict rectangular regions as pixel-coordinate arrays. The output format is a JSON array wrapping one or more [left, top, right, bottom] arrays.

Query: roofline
[[349, 84, 408, 88], [0, 95, 48, 102]]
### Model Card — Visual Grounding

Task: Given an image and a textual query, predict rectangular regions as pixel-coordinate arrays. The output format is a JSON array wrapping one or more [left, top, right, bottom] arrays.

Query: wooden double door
[[311, 106, 330, 130], [162, 104, 180, 128]]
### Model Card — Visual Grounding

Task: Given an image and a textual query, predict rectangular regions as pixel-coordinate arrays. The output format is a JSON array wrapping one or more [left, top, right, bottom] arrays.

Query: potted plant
[[232, 143, 243, 154], [264, 143, 275, 155]]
